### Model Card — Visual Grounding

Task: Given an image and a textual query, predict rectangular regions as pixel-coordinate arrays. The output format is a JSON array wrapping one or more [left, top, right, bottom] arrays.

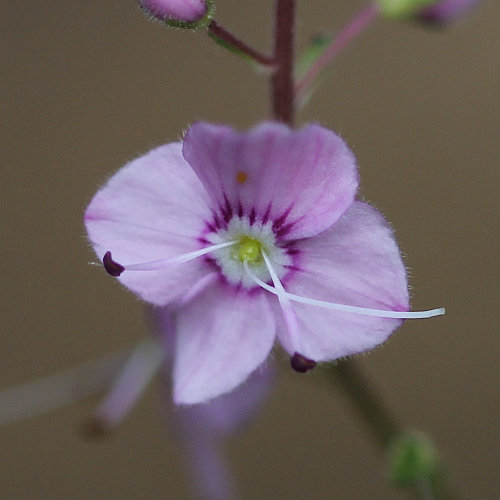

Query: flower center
[[233, 236, 262, 264], [205, 215, 291, 289]]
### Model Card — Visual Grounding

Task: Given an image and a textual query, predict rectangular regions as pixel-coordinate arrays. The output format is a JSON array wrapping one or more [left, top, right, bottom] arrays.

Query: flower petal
[[174, 362, 274, 435], [183, 122, 358, 239], [276, 201, 409, 361], [85, 142, 212, 306], [173, 276, 276, 404], [170, 365, 274, 500], [140, 0, 208, 23]]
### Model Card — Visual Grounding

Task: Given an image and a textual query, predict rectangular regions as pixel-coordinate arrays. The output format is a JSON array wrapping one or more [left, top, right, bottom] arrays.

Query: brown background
[[1, 1, 498, 498]]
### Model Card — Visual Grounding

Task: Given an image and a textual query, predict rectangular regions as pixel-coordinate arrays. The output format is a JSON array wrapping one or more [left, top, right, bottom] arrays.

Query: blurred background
[[1, 0, 498, 498]]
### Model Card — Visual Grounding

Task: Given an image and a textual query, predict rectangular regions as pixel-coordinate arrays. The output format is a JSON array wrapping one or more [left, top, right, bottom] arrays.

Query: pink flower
[[85, 122, 444, 404], [139, 0, 213, 26], [419, 0, 482, 24], [169, 362, 274, 499]]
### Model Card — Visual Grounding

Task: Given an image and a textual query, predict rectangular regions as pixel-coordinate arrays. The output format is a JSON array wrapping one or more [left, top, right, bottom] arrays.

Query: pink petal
[[183, 122, 359, 239], [276, 201, 409, 361], [173, 277, 276, 404], [171, 366, 273, 500], [175, 362, 274, 435], [140, 0, 207, 23], [85, 142, 212, 306]]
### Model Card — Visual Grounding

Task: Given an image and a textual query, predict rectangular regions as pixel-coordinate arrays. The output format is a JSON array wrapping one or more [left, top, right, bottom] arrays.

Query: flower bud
[[418, 0, 482, 25], [375, 0, 437, 19], [139, 0, 215, 29], [388, 431, 438, 487], [376, 0, 481, 23]]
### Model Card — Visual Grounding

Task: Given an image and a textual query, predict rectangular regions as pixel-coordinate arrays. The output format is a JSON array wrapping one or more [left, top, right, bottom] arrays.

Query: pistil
[[235, 237, 262, 264]]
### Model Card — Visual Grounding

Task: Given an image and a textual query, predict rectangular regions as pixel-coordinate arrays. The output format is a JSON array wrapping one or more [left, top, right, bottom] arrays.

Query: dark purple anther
[[290, 352, 317, 373], [103, 251, 125, 277]]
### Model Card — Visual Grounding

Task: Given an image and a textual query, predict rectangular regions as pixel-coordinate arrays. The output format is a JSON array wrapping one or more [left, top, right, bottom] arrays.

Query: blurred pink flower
[[139, 0, 211, 25], [149, 305, 274, 500], [168, 353, 274, 500], [85, 122, 443, 404], [419, 0, 482, 24]]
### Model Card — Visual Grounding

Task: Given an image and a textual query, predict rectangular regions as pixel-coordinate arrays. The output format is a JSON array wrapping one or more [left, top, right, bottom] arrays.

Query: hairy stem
[[271, 0, 296, 125]]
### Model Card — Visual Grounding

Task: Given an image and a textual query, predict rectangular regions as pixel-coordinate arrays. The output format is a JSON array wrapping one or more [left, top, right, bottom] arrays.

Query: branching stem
[[208, 21, 275, 67], [295, 4, 378, 101]]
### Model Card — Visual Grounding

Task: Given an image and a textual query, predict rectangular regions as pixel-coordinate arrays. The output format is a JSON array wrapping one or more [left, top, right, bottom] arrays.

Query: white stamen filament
[[124, 240, 238, 271], [245, 258, 445, 320], [259, 251, 303, 350]]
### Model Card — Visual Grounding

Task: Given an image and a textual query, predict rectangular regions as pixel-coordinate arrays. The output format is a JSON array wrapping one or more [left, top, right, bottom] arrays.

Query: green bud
[[375, 0, 437, 19], [388, 431, 438, 487]]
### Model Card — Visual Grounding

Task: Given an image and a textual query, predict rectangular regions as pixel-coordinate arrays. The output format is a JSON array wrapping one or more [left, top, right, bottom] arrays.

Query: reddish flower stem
[[208, 21, 275, 68], [295, 3, 379, 100], [271, 0, 296, 125]]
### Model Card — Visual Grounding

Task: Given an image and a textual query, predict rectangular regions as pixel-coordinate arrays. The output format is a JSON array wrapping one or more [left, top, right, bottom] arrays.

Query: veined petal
[[173, 277, 276, 404], [276, 201, 409, 361], [85, 142, 212, 306], [183, 122, 358, 239]]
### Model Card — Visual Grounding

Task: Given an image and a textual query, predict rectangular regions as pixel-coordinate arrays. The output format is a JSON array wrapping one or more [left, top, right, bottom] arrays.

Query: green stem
[[295, 3, 378, 105], [329, 359, 463, 500], [329, 358, 401, 447]]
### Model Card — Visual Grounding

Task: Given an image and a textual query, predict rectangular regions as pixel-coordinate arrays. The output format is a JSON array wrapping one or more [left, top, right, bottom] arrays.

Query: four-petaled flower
[[85, 122, 443, 404]]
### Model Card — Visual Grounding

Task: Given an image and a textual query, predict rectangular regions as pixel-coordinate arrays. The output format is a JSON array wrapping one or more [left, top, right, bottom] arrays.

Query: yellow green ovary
[[235, 236, 262, 264]]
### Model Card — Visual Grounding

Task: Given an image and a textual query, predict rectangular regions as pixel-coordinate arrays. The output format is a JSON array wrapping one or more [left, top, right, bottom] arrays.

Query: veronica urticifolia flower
[[84, 122, 443, 404], [139, 0, 215, 28]]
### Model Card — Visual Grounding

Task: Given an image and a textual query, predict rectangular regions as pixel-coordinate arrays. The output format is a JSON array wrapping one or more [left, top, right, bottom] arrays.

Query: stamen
[[103, 240, 237, 275], [290, 352, 317, 373], [259, 251, 304, 353], [84, 338, 164, 438], [103, 251, 125, 276], [285, 294, 445, 319], [244, 260, 445, 320], [0, 349, 127, 428]]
